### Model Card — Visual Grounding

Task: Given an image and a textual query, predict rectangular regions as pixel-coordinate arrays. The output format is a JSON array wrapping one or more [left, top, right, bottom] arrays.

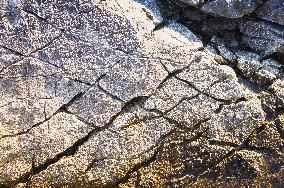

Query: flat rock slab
[[0, 0, 283, 187]]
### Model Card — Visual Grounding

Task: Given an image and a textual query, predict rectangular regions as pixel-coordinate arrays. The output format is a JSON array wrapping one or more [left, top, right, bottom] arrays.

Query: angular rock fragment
[[236, 50, 262, 77], [259, 91, 279, 117], [176, 54, 243, 101], [236, 50, 283, 86], [0, 57, 88, 136], [255, 59, 283, 85], [257, 0, 284, 25], [210, 36, 236, 63], [239, 20, 284, 55], [27, 109, 174, 187], [269, 79, 284, 107], [201, 0, 257, 18]]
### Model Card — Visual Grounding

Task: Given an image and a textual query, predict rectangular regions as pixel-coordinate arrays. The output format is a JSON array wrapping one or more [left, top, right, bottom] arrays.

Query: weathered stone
[[239, 20, 284, 56], [29, 109, 174, 187], [180, 0, 204, 6], [236, 50, 283, 86], [206, 100, 265, 144], [176, 54, 243, 101], [257, 0, 284, 25], [255, 59, 283, 85], [166, 94, 221, 128], [0, 0, 283, 187], [269, 79, 284, 107], [201, 0, 257, 18], [0, 57, 89, 136], [259, 91, 278, 117], [144, 77, 199, 112], [0, 113, 92, 184], [68, 85, 125, 127], [211, 36, 236, 62], [99, 56, 168, 102], [236, 51, 263, 75], [0, 3, 61, 55]]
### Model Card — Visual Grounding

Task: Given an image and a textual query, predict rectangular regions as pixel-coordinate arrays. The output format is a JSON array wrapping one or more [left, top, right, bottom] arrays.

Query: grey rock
[[68, 86, 125, 127], [235, 50, 262, 62], [166, 94, 221, 127], [176, 53, 243, 101], [239, 20, 284, 56], [180, 0, 205, 6], [201, 0, 257, 18], [236, 50, 283, 86], [211, 36, 236, 63], [269, 79, 284, 107], [0, 0, 282, 187], [236, 50, 263, 77], [206, 100, 265, 144], [201, 17, 238, 36], [144, 77, 199, 112], [0, 113, 93, 184], [99, 56, 168, 102], [256, 59, 283, 84], [257, 0, 284, 25], [0, 4, 61, 55], [0, 56, 89, 136], [204, 44, 228, 65]]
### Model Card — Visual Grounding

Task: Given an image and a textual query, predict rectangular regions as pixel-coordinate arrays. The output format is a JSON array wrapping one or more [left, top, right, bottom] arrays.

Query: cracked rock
[[99, 56, 168, 102], [144, 77, 199, 112], [0, 0, 283, 187], [206, 100, 265, 144], [68, 85, 125, 127]]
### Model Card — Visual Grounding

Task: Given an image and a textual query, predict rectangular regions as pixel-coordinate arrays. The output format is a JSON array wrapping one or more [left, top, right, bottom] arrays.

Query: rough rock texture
[[239, 20, 284, 56], [257, 0, 284, 25], [201, 0, 257, 18], [0, 0, 283, 187]]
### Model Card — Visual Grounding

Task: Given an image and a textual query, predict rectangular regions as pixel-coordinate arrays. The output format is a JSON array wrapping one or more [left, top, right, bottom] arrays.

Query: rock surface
[[257, 0, 284, 25], [0, 0, 283, 187], [201, 0, 257, 18]]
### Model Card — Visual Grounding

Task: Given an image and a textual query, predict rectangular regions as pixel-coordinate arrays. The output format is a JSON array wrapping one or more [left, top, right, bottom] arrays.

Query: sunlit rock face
[[0, 0, 283, 187]]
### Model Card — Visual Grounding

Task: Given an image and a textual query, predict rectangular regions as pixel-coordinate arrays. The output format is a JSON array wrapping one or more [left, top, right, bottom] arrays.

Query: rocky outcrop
[[0, 0, 283, 187]]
